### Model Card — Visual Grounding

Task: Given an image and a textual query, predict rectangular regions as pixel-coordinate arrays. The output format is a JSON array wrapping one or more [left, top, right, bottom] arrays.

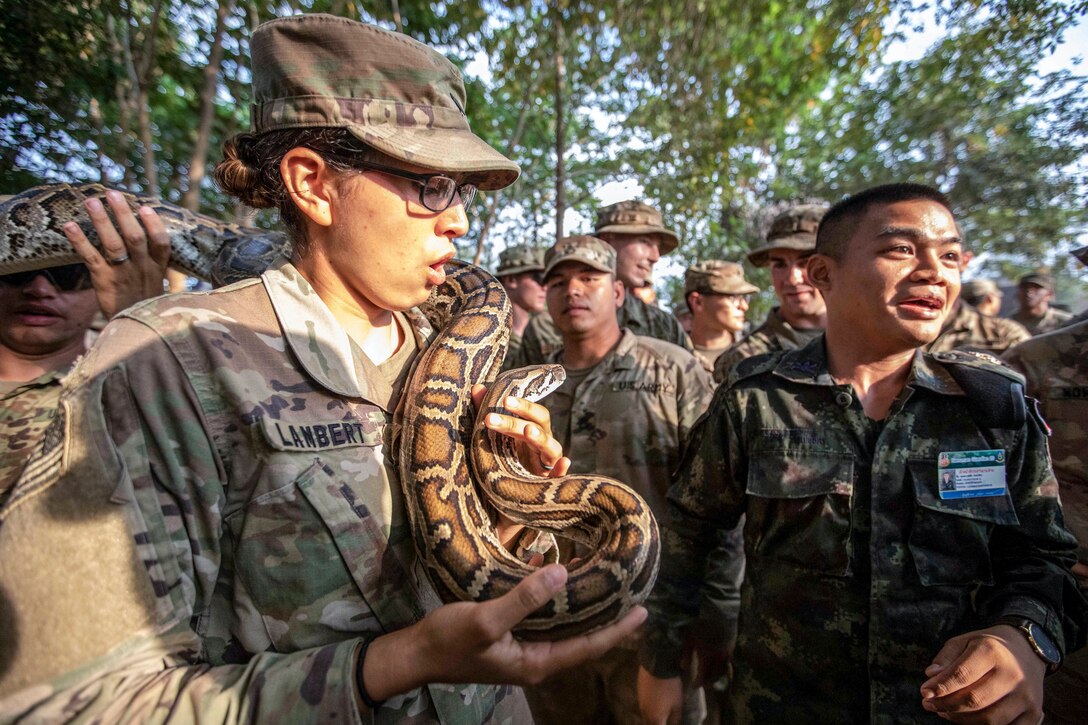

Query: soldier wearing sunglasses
[[0, 191, 169, 502]]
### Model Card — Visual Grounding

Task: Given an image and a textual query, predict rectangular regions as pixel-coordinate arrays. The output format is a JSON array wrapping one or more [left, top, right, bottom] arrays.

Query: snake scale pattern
[[1, 183, 660, 640]]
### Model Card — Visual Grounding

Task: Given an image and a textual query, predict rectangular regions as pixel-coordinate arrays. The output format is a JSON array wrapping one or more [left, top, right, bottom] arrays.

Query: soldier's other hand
[[471, 384, 571, 477], [919, 625, 1045, 724], [637, 666, 682, 725], [62, 190, 171, 319], [359, 565, 646, 702]]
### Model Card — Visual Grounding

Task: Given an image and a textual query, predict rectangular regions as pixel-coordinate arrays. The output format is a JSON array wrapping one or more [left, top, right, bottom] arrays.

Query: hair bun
[[214, 135, 277, 209]]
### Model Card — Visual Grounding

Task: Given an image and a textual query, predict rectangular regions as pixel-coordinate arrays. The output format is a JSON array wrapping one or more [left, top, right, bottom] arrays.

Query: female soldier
[[0, 14, 643, 723]]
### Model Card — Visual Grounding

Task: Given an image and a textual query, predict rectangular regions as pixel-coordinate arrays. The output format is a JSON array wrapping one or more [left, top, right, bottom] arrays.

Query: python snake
[[1, 183, 660, 640]]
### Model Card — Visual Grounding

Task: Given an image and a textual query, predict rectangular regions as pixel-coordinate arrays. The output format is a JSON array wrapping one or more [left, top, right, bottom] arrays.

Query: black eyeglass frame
[[0, 264, 93, 292], [344, 159, 477, 213]]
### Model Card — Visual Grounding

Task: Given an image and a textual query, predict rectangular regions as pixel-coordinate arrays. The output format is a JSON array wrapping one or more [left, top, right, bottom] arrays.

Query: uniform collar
[[546, 327, 638, 372], [262, 257, 432, 401], [773, 334, 964, 396]]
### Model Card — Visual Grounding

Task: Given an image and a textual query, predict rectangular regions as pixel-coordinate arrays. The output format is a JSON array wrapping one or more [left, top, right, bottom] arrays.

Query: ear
[[958, 249, 974, 273], [807, 253, 833, 293], [280, 147, 336, 228], [687, 291, 703, 313], [613, 278, 625, 309]]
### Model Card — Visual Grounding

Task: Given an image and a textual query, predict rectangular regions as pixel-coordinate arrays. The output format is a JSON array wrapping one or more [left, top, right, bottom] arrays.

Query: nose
[[438, 201, 470, 239], [24, 273, 59, 297], [647, 242, 661, 264], [787, 262, 806, 286], [739, 297, 749, 311], [912, 247, 946, 284]]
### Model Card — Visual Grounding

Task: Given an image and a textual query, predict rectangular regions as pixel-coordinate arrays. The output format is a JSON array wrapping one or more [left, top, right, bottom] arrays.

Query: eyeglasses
[[0, 264, 92, 292], [348, 160, 477, 213]]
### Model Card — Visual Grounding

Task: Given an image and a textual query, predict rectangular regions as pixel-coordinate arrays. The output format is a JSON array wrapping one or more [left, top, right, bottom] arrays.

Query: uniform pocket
[[908, 459, 1019, 586], [745, 449, 854, 575]]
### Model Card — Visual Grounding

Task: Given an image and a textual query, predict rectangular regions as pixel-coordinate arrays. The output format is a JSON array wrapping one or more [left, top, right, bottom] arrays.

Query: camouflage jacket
[[1012, 306, 1075, 336], [544, 329, 712, 519], [0, 259, 530, 724], [0, 369, 64, 504], [711, 307, 823, 383], [1004, 320, 1088, 563], [506, 293, 692, 370], [642, 337, 1085, 723], [928, 302, 1031, 355]]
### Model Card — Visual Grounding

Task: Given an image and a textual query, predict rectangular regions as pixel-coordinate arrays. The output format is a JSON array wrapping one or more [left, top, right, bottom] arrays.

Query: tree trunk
[[182, 0, 237, 211], [553, 6, 566, 240]]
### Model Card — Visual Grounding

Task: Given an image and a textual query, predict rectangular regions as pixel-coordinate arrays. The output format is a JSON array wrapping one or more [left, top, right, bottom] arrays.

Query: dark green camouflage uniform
[[0, 370, 64, 504], [711, 307, 823, 384], [506, 293, 692, 370], [0, 260, 531, 723], [643, 337, 1085, 723], [928, 301, 1031, 355]]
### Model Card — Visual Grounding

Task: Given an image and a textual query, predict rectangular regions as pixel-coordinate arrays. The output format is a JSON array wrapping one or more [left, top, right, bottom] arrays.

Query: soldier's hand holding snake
[[61, 188, 170, 318]]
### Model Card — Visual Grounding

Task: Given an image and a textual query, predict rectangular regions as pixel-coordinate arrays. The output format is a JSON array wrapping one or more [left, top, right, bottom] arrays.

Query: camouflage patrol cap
[[747, 203, 828, 267], [1019, 271, 1054, 290], [684, 260, 760, 296], [249, 14, 519, 190], [543, 235, 616, 280], [961, 278, 1001, 304], [495, 244, 545, 277], [594, 201, 679, 254]]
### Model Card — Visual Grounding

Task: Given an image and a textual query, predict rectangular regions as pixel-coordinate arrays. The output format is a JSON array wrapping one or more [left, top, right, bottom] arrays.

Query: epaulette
[[726, 349, 786, 388], [930, 350, 1027, 429]]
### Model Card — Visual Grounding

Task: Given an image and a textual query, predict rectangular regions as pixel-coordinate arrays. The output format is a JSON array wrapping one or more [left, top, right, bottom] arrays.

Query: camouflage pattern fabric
[[927, 301, 1031, 355], [0, 258, 531, 723], [0, 370, 64, 505], [693, 343, 731, 375], [711, 307, 823, 383], [642, 337, 1085, 723], [1003, 320, 1088, 725], [506, 294, 692, 370], [1011, 306, 1074, 336], [526, 329, 711, 725]]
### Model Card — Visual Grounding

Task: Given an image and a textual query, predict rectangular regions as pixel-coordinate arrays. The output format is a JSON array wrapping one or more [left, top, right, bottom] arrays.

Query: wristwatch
[[996, 617, 1062, 672]]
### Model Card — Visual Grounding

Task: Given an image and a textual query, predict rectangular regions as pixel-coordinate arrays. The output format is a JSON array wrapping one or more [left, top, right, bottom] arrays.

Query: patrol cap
[[961, 279, 1001, 303], [1018, 271, 1054, 290], [543, 235, 616, 281], [249, 14, 519, 190], [747, 203, 827, 268], [594, 200, 679, 254], [684, 260, 760, 296], [495, 244, 545, 277]]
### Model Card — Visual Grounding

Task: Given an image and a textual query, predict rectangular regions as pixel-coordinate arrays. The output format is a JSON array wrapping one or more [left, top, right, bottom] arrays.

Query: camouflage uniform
[[0, 259, 533, 723], [642, 337, 1085, 723], [494, 245, 545, 366], [927, 301, 1031, 355], [684, 261, 759, 375], [0, 370, 64, 504], [1011, 306, 1074, 336], [712, 307, 823, 384], [1003, 320, 1088, 724], [507, 293, 692, 369], [526, 328, 712, 725]]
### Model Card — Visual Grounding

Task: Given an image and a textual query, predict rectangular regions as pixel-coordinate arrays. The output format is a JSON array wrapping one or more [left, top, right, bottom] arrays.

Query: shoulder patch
[[727, 350, 785, 388], [930, 349, 1025, 383]]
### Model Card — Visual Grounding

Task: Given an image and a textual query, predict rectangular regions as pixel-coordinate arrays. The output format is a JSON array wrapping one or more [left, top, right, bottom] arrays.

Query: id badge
[[937, 450, 1007, 499]]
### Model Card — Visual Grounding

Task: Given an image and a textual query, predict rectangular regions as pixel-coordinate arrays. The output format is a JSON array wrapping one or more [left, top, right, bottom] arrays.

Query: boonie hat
[[543, 235, 616, 280], [685, 260, 760, 296], [495, 244, 545, 277], [594, 201, 679, 254], [249, 14, 519, 190], [747, 203, 827, 268], [961, 279, 1001, 303], [1018, 271, 1054, 291]]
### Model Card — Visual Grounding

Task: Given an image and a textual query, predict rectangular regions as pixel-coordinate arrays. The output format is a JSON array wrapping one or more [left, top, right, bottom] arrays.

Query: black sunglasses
[[345, 159, 477, 213], [0, 264, 92, 292]]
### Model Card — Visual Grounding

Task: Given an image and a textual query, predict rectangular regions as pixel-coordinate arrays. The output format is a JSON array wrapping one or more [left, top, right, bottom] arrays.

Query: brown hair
[[214, 128, 385, 254]]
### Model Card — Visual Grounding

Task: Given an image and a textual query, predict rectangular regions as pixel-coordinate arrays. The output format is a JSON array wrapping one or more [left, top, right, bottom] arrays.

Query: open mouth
[[898, 295, 945, 316]]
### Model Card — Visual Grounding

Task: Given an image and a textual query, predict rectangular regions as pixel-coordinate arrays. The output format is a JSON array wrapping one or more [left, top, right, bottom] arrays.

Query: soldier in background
[[684, 260, 759, 375], [639, 183, 1084, 724], [712, 204, 827, 383], [0, 192, 169, 502], [524, 235, 712, 725], [1003, 246, 1088, 725], [494, 243, 545, 365], [1011, 271, 1073, 335], [960, 278, 1004, 317], [509, 200, 692, 367]]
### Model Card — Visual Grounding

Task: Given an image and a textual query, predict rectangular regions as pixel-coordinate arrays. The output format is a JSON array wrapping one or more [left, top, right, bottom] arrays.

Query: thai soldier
[[639, 182, 1085, 724]]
